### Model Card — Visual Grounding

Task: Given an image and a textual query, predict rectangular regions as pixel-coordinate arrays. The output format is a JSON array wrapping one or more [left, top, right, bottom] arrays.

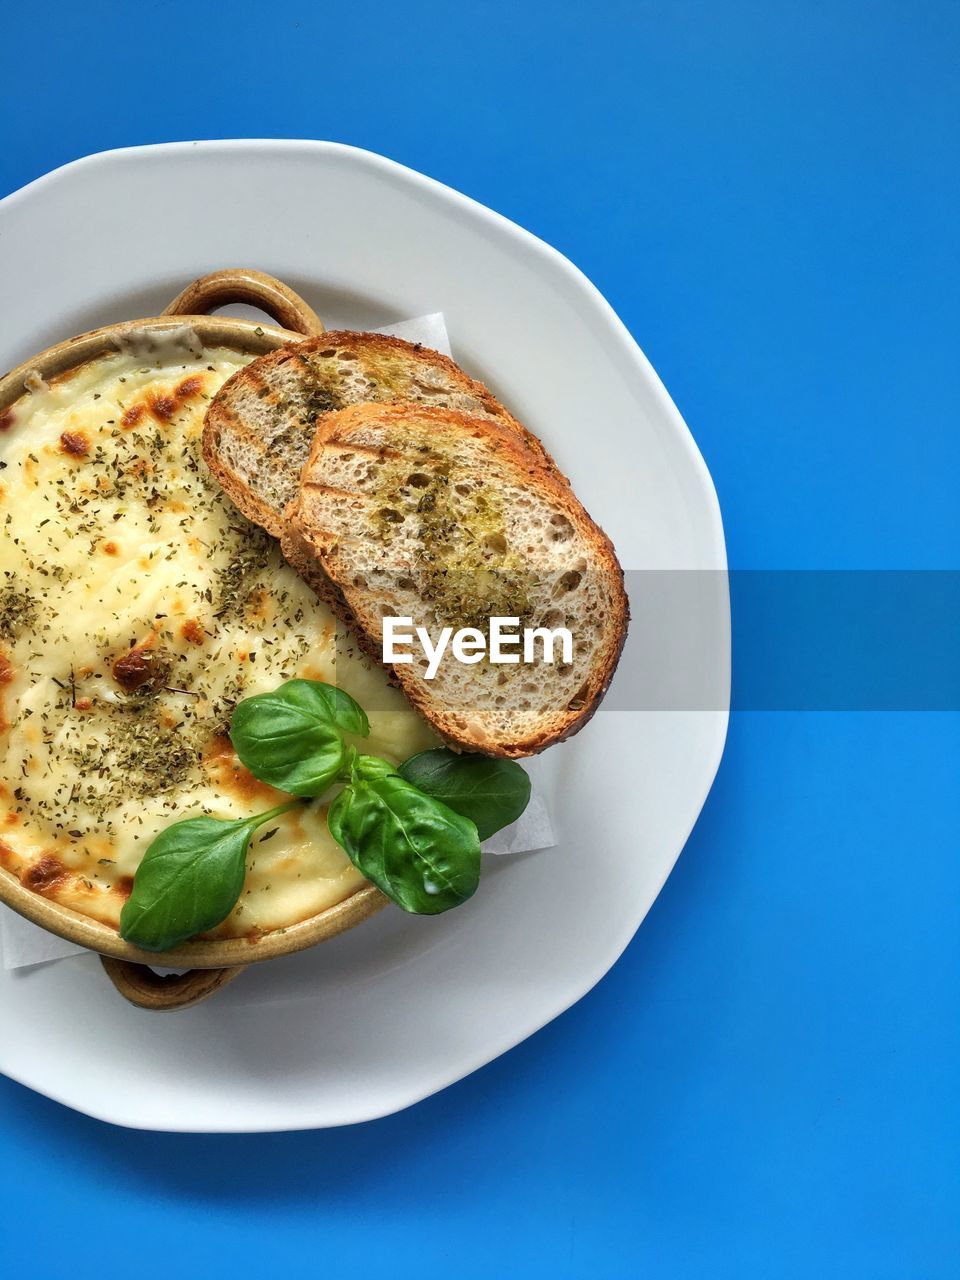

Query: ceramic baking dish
[[0, 269, 388, 1011]]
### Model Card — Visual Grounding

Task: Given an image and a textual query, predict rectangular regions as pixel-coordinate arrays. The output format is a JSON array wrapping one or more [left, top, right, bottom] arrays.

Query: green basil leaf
[[119, 815, 256, 952], [229, 679, 351, 795], [328, 758, 481, 914], [398, 749, 531, 841], [354, 754, 400, 782], [307, 682, 370, 737]]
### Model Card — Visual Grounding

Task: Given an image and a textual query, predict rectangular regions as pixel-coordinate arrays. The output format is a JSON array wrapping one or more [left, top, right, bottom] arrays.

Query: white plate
[[0, 141, 729, 1132]]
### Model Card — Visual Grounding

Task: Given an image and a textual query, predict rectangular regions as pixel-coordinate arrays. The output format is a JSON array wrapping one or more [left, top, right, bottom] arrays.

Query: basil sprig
[[329, 755, 481, 913], [398, 749, 531, 841], [120, 679, 531, 951], [120, 801, 298, 952]]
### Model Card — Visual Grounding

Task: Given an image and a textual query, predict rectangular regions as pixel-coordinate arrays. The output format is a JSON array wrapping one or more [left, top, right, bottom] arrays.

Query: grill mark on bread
[[300, 480, 368, 498], [202, 330, 567, 541], [321, 441, 400, 459], [215, 402, 260, 440]]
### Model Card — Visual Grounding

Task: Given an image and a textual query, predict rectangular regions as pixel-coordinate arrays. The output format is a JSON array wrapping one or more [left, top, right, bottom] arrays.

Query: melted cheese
[[0, 344, 435, 939]]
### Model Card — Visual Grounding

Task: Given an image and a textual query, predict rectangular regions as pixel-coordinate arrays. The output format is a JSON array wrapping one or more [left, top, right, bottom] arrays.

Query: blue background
[[1, 2, 957, 1276]]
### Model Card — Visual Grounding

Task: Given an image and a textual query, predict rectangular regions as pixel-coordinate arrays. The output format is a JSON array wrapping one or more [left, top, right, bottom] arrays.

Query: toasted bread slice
[[284, 403, 628, 757], [203, 331, 560, 536]]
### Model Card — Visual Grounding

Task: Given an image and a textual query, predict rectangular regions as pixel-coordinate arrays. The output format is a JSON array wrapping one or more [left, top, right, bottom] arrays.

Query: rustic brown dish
[[0, 269, 388, 1011]]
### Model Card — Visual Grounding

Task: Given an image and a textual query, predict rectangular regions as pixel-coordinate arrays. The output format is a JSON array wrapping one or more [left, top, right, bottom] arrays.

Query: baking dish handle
[[99, 957, 244, 1011], [163, 267, 326, 336]]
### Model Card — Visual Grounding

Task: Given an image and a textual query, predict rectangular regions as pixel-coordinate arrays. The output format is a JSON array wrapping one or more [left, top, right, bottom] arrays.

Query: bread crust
[[204, 400, 287, 537], [289, 402, 628, 757]]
